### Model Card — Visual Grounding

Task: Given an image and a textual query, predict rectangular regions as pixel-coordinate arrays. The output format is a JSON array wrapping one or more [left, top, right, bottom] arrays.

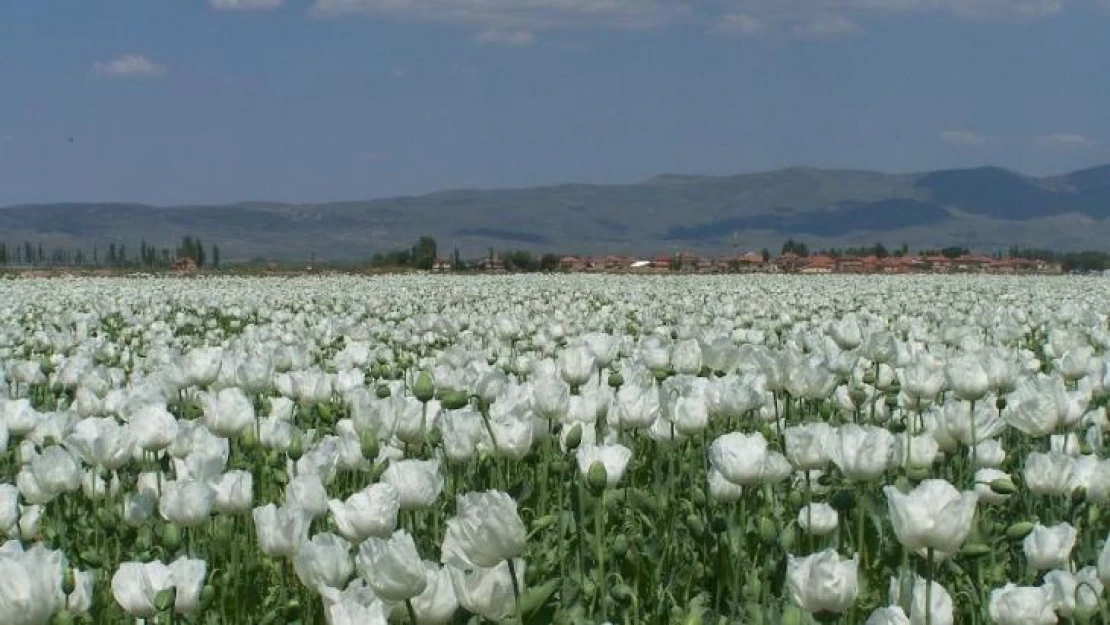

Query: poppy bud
[[786, 490, 803, 508], [240, 426, 259, 451], [905, 466, 930, 482], [97, 507, 115, 531], [611, 583, 635, 603], [360, 430, 379, 461], [286, 434, 303, 461], [779, 526, 797, 552], [690, 487, 706, 507], [564, 424, 583, 451], [989, 477, 1018, 495], [154, 588, 176, 613], [848, 388, 868, 407], [607, 372, 624, 389], [413, 372, 434, 403], [62, 568, 76, 595], [440, 390, 469, 410], [160, 524, 182, 552], [612, 535, 629, 558], [758, 517, 777, 545], [744, 574, 763, 601], [586, 462, 608, 495], [961, 543, 992, 559], [1005, 521, 1035, 540], [375, 384, 391, 399], [685, 514, 705, 537]]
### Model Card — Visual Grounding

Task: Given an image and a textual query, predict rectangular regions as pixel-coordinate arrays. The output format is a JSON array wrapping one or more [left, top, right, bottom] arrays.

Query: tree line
[[0, 235, 220, 269], [781, 239, 967, 259]]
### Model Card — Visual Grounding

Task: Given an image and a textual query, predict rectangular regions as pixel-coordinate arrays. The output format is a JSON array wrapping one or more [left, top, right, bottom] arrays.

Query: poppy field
[[1, 273, 1109, 624]]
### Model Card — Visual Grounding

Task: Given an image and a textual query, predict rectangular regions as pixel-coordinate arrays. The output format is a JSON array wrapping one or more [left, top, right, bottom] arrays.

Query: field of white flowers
[[2, 274, 1110, 624]]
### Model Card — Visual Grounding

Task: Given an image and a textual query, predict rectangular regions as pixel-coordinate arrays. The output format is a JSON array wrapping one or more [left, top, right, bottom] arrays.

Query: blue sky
[[1, 0, 1108, 205]]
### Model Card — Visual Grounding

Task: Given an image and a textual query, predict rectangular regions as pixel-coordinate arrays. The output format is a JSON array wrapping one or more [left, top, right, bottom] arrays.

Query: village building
[[559, 255, 587, 272], [476, 255, 505, 272], [171, 257, 197, 273], [801, 255, 836, 274]]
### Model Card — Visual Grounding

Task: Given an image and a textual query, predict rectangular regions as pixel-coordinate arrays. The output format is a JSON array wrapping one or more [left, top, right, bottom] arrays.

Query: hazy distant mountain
[[4, 164, 1110, 262]]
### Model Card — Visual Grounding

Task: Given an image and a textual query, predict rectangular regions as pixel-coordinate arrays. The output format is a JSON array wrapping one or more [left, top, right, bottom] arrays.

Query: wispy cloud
[[474, 29, 537, 47], [91, 54, 167, 78], [210, 0, 284, 10], [734, 0, 1067, 23], [309, 0, 686, 30], [792, 14, 861, 38], [307, 0, 1080, 39], [711, 13, 767, 36], [940, 129, 988, 146], [1035, 132, 1097, 148]]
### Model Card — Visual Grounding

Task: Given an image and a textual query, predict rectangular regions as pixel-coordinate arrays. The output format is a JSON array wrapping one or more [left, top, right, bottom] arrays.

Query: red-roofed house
[[560, 256, 587, 271], [801, 255, 836, 274]]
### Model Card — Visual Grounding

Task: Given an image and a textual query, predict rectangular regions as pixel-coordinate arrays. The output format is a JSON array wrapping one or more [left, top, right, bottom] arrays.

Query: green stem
[[507, 558, 523, 622], [925, 547, 934, 625], [969, 399, 978, 474], [596, 490, 607, 619]]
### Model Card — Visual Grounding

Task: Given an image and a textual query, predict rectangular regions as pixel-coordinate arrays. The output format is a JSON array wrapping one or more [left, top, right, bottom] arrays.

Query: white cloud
[[935, 0, 1065, 20], [1035, 133, 1097, 148], [307, 0, 1083, 37], [746, 0, 1066, 21], [792, 14, 861, 38], [718, 0, 1069, 36], [941, 129, 988, 146], [309, 0, 686, 30], [711, 13, 767, 35], [474, 29, 537, 47], [91, 54, 167, 78], [210, 0, 284, 9]]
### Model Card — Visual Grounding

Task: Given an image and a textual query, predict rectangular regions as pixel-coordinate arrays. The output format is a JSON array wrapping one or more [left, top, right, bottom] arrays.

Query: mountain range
[[4, 164, 1110, 262]]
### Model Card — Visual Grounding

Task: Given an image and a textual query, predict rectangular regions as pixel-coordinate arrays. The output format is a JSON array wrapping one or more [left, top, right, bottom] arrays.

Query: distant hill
[[3, 164, 1110, 262]]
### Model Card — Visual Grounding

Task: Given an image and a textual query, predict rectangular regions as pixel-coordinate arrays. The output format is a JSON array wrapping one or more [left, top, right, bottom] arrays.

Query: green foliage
[[412, 236, 437, 270], [502, 250, 539, 272], [781, 239, 809, 257]]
